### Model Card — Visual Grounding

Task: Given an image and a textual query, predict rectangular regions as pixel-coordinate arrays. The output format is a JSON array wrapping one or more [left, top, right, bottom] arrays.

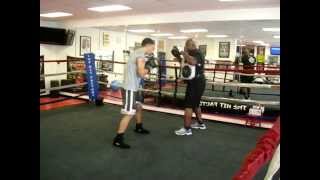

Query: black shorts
[[121, 88, 143, 115], [185, 75, 206, 108]]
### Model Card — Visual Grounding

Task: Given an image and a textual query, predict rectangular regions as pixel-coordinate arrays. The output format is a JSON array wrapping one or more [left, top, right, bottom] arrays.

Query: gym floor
[[40, 103, 269, 180]]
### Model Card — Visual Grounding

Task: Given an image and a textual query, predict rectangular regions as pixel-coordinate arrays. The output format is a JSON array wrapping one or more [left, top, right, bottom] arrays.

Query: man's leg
[[193, 107, 204, 124], [117, 115, 134, 134], [175, 107, 193, 136], [190, 107, 207, 130], [184, 108, 193, 128], [191, 78, 207, 129], [113, 114, 133, 149], [134, 103, 150, 134], [135, 103, 142, 124], [175, 81, 193, 136], [113, 89, 135, 149]]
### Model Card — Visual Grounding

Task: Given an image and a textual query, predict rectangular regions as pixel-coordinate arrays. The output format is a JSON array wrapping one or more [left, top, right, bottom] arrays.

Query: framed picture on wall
[[257, 46, 266, 63], [219, 42, 230, 58], [80, 36, 91, 56], [257, 46, 266, 56], [134, 42, 141, 50], [157, 40, 165, 51], [199, 45, 207, 57], [103, 32, 110, 47]]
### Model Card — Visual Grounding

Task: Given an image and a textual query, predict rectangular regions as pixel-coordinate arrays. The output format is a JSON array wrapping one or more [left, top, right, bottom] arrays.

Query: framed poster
[[103, 32, 110, 47], [219, 42, 230, 58], [66, 56, 86, 84], [157, 40, 165, 51], [80, 36, 91, 56], [134, 42, 141, 50], [257, 46, 266, 56], [199, 45, 207, 57], [257, 46, 266, 63]]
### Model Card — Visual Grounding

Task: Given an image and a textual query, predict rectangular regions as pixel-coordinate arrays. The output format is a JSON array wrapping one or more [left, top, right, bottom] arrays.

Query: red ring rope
[[232, 117, 280, 180]]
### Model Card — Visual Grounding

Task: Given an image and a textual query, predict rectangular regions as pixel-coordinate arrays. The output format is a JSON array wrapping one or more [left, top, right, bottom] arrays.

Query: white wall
[[163, 38, 237, 78], [40, 22, 155, 87], [40, 20, 62, 28], [165, 38, 237, 61]]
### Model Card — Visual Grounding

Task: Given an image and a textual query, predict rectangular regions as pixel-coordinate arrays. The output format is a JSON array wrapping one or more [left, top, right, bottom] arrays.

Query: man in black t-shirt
[[240, 50, 256, 99], [175, 39, 207, 136]]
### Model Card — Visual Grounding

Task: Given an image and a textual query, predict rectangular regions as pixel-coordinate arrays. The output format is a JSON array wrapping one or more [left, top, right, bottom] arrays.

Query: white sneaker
[[175, 127, 192, 136], [191, 122, 207, 130]]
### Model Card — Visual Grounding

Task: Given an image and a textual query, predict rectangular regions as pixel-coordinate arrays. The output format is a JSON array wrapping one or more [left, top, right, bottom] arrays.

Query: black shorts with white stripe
[[121, 88, 143, 115]]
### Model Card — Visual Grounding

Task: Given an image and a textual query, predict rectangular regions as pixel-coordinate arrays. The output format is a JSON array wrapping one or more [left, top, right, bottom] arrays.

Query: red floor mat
[[40, 97, 86, 111]]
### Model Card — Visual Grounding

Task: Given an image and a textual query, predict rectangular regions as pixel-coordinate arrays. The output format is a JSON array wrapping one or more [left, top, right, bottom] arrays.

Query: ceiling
[[40, 0, 280, 21], [40, 0, 280, 46], [99, 20, 280, 46]]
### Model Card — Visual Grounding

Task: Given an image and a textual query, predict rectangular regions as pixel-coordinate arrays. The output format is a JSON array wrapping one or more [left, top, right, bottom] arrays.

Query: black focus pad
[[182, 65, 192, 78], [171, 46, 182, 62]]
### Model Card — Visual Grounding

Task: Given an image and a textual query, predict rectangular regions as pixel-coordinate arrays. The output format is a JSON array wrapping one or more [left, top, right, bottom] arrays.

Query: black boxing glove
[[171, 46, 182, 62], [144, 55, 158, 73]]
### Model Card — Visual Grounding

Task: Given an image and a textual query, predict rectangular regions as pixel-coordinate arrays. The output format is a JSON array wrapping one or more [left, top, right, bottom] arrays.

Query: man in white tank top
[[113, 38, 157, 149]]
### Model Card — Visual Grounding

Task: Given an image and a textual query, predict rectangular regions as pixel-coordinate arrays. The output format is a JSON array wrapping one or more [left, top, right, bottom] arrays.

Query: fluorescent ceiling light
[[253, 40, 264, 44], [273, 35, 280, 39], [206, 35, 228, 38], [262, 27, 280, 32], [180, 29, 208, 33], [40, 12, 72, 18], [150, 33, 173, 37], [88, 5, 132, 12], [128, 29, 155, 33], [168, 36, 189, 39]]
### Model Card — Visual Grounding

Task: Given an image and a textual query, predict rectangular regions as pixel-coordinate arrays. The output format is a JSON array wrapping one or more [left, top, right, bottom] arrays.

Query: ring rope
[[206, 81, 280, 89], [40, 81, 279, 106], [143, 89, 279, 106], [40, 82, 87, 93]]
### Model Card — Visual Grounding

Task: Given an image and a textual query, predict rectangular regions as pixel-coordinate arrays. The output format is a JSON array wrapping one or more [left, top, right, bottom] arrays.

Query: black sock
[[115, 133, 124, 139], [185, 126, 191, 130], [136, 123, 143, 129]]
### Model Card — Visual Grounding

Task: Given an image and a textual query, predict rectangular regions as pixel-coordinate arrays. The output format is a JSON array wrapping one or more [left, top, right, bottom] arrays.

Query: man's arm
[[137, 57, 149, 77], [181, 51, 197, 65]]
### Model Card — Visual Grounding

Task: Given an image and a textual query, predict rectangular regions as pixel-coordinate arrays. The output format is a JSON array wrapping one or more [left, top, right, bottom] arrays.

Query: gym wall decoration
[[66, 56, 86, 86], [199, 45, 207, 57], [134, 42, 141, 50], [219, 42, 230, 58], [157, 40, 165, 52], [103, 32, 110, 47], [257, 46, 266, 63], [80, 36, 91, 56]]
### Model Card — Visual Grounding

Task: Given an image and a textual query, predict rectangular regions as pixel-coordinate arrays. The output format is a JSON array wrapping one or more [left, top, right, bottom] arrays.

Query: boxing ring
[[40, 54, 280, 179], [40, 55, 279, 128]]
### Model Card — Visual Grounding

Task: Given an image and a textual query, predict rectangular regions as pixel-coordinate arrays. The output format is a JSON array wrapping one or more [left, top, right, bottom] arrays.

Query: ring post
[[84, 53, 102, 106], [212, 67, 216, 91], [157, 64, 162, 107], [174, 67, 178, 102], [223, 64, 228, 92]]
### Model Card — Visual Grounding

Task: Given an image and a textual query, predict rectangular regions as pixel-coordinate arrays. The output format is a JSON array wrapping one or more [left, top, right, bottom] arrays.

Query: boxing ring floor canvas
[[40, 103, 269, 180]]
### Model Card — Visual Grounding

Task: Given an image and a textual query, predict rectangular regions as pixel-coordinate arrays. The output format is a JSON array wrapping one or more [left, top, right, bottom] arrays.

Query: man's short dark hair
[[141, 38, 155, 47]]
